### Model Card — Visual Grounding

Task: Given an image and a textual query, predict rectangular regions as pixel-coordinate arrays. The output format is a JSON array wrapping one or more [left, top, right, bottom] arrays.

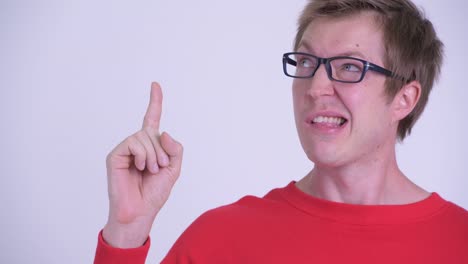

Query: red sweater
[[95, 182, 468, 263]]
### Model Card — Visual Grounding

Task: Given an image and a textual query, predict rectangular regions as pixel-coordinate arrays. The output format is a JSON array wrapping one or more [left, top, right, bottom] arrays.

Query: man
[[94, 0, 468, 263]]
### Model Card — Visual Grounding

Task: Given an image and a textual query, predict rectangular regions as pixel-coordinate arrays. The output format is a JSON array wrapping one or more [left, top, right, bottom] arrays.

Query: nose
[[306, 64, 335, 98]]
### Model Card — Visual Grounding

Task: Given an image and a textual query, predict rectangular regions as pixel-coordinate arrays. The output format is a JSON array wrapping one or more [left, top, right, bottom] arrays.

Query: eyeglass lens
[[285, 53, 365, 82]]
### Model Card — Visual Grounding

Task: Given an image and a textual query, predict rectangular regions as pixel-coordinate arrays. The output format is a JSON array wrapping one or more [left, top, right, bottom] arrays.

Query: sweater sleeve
[[93, 230, 151, 264]]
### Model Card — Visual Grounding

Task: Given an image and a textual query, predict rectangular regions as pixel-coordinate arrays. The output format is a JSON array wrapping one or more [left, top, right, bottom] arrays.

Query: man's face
[[293, 12, 398, 168]]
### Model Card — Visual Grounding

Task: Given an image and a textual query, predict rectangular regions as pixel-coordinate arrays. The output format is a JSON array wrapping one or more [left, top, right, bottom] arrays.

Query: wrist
[[102, 221, 152, 248]]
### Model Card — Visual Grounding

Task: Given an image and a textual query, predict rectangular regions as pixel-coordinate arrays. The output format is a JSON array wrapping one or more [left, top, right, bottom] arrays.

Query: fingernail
[[152, 164, 159, 172], [161, 155, 169, 166]]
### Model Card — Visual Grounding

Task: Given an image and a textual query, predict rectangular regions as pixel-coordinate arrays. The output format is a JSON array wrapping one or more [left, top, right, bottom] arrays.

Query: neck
[[297, 148, 429, 205]]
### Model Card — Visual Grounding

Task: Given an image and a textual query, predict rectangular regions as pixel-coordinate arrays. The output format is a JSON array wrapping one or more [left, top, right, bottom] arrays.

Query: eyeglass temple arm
[[284, 57, 297, 66], [369, 64, 408, 82]]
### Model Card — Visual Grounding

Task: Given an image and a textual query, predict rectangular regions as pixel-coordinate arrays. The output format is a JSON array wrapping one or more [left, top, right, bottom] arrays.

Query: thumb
[[160, 132, 183, 168]]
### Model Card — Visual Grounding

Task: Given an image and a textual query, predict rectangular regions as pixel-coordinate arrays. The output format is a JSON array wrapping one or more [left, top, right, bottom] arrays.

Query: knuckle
[[143, 127, 158, 138], [106, 152, 115, 164], [126, 134, 139, 145], [176, 142, 184, 153], [134, 130, 146, 141]]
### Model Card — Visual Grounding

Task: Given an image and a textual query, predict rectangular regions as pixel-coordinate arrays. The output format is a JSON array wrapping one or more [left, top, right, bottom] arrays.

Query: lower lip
[[305, 121, 347, 134]]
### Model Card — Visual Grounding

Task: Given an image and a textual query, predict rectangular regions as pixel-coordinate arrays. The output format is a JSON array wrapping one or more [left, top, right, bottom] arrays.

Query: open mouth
[[311, 116, 347, 127]]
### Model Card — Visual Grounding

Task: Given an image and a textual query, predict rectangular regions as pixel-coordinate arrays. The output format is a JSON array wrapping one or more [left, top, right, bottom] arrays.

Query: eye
[[342, 63, 361, 72], [299, 58, 314, 68]]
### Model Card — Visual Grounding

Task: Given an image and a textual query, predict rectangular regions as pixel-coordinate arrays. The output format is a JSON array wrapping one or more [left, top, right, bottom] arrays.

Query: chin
[[303, 145, 347, 168]]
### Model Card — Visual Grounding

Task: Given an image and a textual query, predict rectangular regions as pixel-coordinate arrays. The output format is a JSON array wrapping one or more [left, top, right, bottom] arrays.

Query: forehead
[[299, 11, 385, 64]]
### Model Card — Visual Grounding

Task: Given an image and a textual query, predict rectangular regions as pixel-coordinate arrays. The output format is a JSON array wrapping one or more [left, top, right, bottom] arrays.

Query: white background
[[1, 0, 467, 263]]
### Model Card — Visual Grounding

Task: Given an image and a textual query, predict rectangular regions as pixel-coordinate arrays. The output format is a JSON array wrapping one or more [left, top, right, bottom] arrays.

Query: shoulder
[[429, 195, 468, 243], [439, 200, 468, 227], [188, 187, 289, 231], [166, 184, 292, 242], [162, 185, 292, 261]]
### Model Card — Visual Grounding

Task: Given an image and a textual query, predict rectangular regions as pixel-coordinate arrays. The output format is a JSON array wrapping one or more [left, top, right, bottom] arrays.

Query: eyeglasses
[[282, 52, 395, 83]]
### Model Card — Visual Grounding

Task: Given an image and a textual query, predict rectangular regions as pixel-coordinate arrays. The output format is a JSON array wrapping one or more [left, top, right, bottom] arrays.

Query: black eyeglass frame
[[282, 52, 396, 83]]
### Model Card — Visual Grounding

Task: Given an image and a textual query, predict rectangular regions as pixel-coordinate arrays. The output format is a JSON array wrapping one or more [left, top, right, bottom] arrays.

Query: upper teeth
[[313, 116, 345, 125]]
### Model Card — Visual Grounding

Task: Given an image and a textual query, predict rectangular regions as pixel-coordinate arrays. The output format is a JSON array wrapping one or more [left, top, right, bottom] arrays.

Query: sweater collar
[[275, 181, 448, 225]]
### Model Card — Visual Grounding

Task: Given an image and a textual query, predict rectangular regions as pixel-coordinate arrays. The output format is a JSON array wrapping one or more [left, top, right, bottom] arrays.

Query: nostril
[[306, 78, 336, 98]]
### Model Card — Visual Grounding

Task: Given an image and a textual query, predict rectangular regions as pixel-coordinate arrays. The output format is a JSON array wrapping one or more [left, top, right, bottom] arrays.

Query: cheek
[[292, 82, 306, 112], [341, 82, 392, 131], [335, 87, 360, 118], [343, 80, 387, 114], [352, 97, 393, 138]]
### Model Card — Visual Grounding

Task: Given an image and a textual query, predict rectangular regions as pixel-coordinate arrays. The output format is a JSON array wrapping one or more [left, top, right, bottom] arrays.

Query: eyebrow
[[297, 41, 370, 61], [297, 41, 314, 53]]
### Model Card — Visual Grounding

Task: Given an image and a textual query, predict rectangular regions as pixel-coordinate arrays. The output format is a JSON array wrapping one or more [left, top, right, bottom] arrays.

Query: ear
[[391, 80, 421, 122]]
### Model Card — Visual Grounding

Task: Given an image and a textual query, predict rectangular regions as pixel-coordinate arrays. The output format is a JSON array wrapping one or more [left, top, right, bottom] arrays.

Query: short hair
[[294, 0, 444, 140]]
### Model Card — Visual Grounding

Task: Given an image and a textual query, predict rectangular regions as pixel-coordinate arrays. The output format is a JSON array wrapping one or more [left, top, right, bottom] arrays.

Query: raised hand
[[102, 82, 183, 248]]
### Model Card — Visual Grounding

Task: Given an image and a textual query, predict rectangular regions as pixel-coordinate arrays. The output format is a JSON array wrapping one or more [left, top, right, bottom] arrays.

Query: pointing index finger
[[143, 82, 163, 130]]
